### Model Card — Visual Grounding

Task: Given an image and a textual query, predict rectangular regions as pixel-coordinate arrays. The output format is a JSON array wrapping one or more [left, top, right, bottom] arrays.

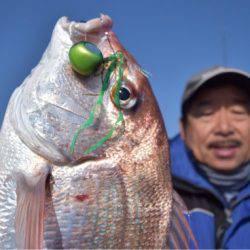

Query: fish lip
[[208, 139, 242, 149], [60, 14, 113, 34]]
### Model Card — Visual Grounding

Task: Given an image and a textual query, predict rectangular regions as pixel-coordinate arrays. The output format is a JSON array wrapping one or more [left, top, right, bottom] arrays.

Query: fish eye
[[111, 84, 137, 109], [119, 87, 131, 101]]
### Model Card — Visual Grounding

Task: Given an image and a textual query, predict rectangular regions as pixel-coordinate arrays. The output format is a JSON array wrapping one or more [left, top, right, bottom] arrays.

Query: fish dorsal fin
[[14, 166, 50, 249], [167, 190, 198, 249]]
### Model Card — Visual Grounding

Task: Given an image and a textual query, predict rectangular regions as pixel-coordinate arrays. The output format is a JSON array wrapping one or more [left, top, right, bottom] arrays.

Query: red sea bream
[[0, 15, 196, 249]]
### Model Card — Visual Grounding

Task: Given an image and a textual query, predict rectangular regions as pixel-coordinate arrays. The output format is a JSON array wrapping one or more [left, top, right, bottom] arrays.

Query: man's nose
[[214, 108, 234, 136]]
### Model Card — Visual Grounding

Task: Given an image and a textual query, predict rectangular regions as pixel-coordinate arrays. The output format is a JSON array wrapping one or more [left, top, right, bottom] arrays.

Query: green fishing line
[[70, 52, 125, 155]]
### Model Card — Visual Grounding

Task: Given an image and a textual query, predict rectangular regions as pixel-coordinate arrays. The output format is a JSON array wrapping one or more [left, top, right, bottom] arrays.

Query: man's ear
[[179, 120, 186, 141]]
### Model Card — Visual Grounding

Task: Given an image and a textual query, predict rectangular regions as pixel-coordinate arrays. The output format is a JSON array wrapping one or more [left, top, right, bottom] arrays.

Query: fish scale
[[0, 107, 46, 249], [43, 165, 126, 248]]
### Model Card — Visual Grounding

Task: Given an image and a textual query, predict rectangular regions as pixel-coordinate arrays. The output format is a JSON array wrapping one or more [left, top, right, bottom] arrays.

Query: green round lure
[[69, 41, 104, 76]]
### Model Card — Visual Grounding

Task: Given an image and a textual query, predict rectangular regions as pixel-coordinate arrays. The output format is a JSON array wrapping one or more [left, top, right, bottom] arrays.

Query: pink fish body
[[0, 15, 196, 249]]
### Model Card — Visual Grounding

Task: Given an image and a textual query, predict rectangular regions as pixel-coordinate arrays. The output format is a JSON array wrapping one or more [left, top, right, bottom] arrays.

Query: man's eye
[[199, 109, 214, 116], [231, 105, 248, 115], [191, 106, 214, 118], [231, 109, 247, 115]]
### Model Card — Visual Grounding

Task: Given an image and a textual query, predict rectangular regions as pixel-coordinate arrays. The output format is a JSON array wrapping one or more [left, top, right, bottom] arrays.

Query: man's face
[[180, 84, 250, 171]]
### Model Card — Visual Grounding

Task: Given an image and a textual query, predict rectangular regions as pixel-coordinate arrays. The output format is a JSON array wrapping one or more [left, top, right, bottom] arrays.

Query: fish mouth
[[59, 14, 118, 58], [60, 14, 113, 37]]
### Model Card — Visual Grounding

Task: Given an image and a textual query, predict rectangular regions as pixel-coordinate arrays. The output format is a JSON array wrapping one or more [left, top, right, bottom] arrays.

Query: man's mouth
[[208, 140, 242, 158]]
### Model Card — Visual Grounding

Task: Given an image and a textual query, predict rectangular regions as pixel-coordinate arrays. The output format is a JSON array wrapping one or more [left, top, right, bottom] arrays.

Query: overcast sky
[[1, 0, 250, 138]]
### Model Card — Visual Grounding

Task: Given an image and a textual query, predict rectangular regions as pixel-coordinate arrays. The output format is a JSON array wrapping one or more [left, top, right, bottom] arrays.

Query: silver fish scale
[[44, 164, 128, 249], [0, 108, 47, 249], [37, 62, 101, 118]]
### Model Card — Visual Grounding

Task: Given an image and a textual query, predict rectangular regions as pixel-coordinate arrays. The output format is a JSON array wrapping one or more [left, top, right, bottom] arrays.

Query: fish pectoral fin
[[167, 190, 198, 249], [14, 165, 51, 249]]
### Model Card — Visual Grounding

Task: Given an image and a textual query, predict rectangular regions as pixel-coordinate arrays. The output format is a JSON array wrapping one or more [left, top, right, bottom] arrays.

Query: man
[[170, 66, 250, 249]]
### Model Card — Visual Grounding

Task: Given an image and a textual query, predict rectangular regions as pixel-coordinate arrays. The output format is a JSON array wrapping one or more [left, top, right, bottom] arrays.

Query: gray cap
[[181, 66, 250, 116]]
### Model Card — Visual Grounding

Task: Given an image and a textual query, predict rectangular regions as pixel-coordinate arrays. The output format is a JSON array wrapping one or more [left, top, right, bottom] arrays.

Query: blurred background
[[0, 0, 250, 138]]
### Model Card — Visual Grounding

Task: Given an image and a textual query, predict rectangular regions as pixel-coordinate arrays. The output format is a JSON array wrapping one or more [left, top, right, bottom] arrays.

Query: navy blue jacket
[[170, 135, 250, 249]]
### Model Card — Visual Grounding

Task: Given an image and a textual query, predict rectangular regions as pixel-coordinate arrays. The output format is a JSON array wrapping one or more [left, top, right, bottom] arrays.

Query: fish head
[[13, 15, 169, 166], [62, 15, 169, 164]]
